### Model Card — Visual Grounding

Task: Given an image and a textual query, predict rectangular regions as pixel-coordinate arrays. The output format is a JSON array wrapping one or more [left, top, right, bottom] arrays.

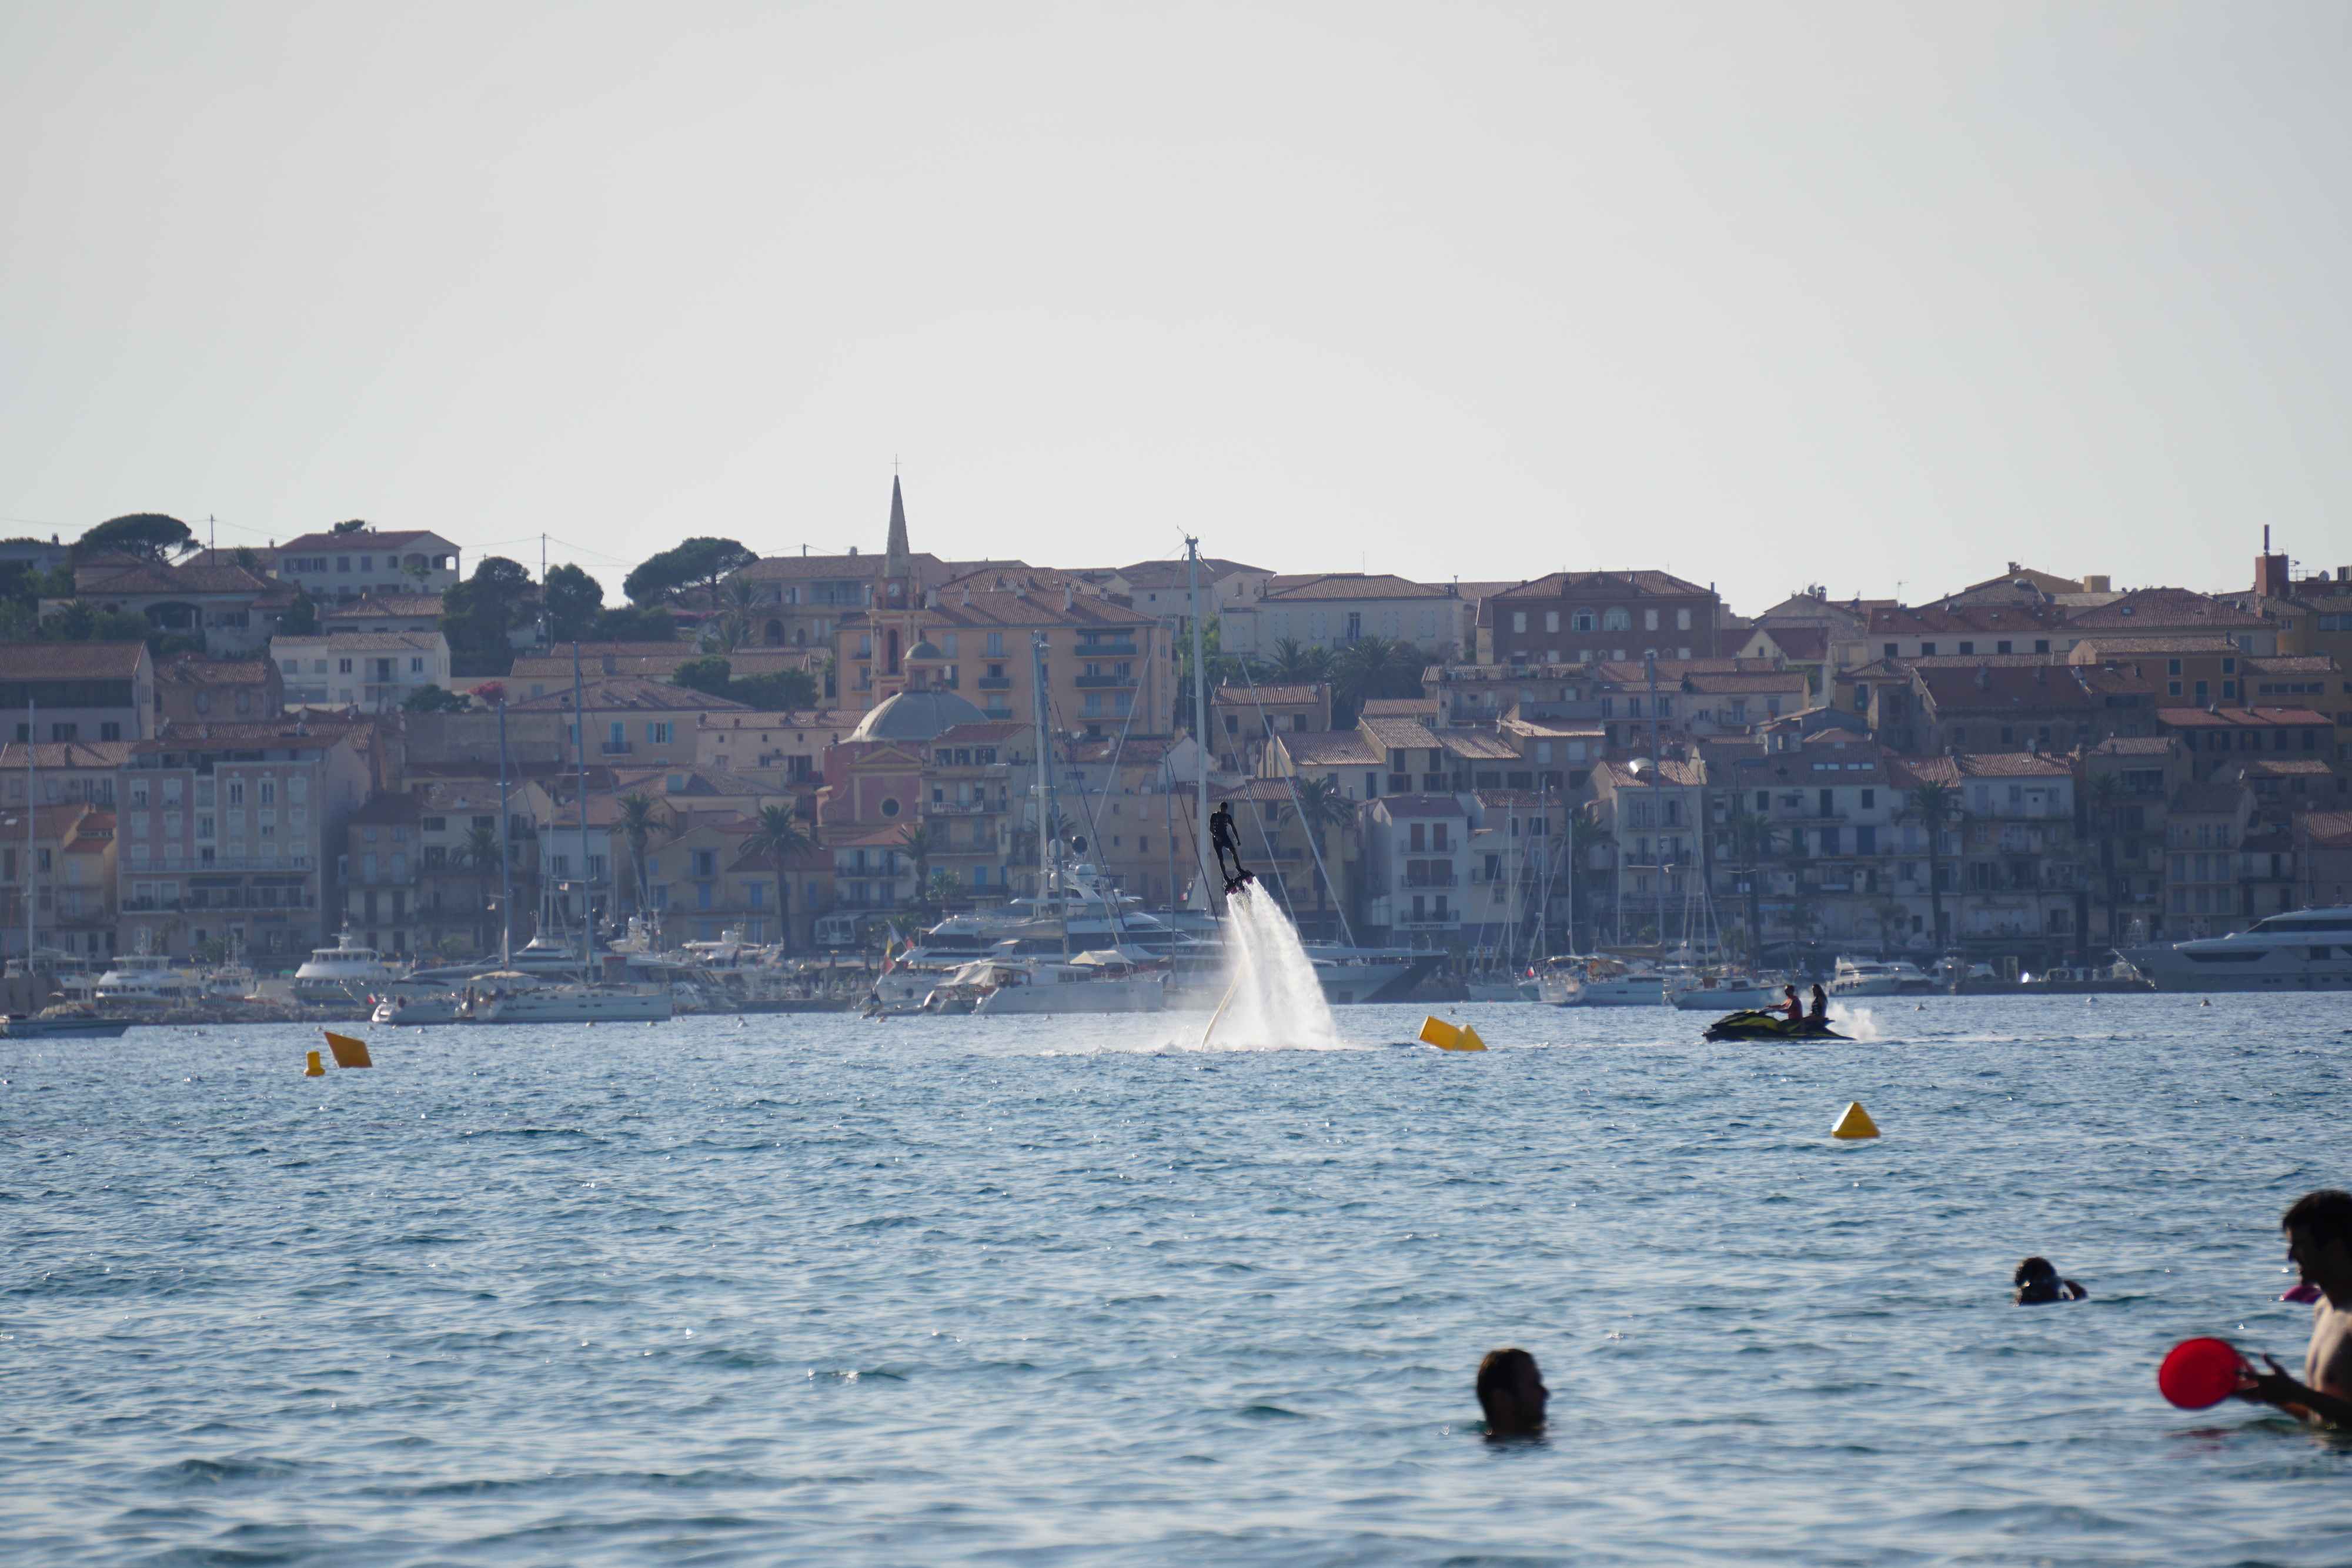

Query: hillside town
[[1, 493, 2347, 982]]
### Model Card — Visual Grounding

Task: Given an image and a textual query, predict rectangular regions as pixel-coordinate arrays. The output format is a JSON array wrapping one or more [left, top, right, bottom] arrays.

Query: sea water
[[3, 995, 2348, 1565]]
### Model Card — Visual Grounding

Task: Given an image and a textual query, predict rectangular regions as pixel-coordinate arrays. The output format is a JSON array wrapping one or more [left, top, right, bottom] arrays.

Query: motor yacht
[[292, 930, 402, 1002], [93, 951, 207, 1007], [2123, 906, 2352, 992], [1829, 959, 1908, 997], [1537, 957, 1669, 1007], [966, 951, 1169, 1015], [1668, 972, 1790, 1010]]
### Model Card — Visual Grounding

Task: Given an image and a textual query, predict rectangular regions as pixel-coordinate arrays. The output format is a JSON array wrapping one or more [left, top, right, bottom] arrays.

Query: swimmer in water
[[2234, 1189, 2352, 1427], [1476, 1347, 1547, 1438], [2012, 1256, 2087, 1304]]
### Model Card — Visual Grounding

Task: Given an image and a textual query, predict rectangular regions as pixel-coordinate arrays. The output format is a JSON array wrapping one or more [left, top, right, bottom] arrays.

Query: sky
[[2, 3, 2347, 618]]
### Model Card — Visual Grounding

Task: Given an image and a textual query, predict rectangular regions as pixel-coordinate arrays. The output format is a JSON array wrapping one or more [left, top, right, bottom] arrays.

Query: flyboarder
[[1209, 800, 1252, 893]]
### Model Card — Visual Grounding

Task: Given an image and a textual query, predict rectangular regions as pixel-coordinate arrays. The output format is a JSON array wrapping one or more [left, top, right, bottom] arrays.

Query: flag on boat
[[880, 938, 896, 975]]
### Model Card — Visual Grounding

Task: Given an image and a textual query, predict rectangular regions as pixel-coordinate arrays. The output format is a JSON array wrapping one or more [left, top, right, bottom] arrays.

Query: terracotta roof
[[2233, 758, 2335, 777], [1374, 793, 1468, 817], [699, 710, 858, 732], [2088, 735, 2177, 756], [1358, 697, 1438, 718], [1596, 757, 1704, 788], [1501, 717, 1606, 739], [1258, 573, 1454, 602], [2245, 654, 2339, 675], [0, 640, 148, 678], [1474, 788, 1556, 807], [1752, 626, 1830, 661], [1867, 603, 2070, 634], [272, 631, 445, 653], [1437, 732, 1521, 761], [1591, 658, 1780, 682], [1277, 731, 1383, 767], [2064, 589, 2266, 632], [1892, 752, 2073, 785], [1916, 666, 2099, 711], [156, 657, 276, 687], [1494, 570, 1712, 600], [74, 561, 286, 597], [863, 591, 1152, 632], [0, 740, 138, 770], [506, 677, 749, 713], [1214, 683, 1325, 706], [2156, 706, 2330, 728], [930, 721, 1029, 747], [322, 593, 447, 619], [1114, 558, 1267, 588], [276, 528, 456, 553], [2067, 634, 2244, 656], [1358, 716, 1441, 749], [2297, 810, 2352, 845]]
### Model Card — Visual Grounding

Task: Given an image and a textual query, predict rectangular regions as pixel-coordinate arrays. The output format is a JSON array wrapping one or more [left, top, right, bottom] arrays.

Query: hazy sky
[[4, 4, 2346, 617]]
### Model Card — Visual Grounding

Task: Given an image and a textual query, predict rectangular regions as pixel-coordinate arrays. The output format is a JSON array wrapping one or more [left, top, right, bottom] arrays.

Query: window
[[410, 657, 423, 673], [1957, 642, 1973, 656], [987, 631, 1005, 657], [1676, 608, 1691, 631], [1544, 610, 1559, 633], [1603, 607, 1631, 631], [338, 657, 352, 674], [1920, 643, 1936, 656], [1644, 609, 1659, 631], [1512, 611, 1527, 634], [100, 722, 120, 741]]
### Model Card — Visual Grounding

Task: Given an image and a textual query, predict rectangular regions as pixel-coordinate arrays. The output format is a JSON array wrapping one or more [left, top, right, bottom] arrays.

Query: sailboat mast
[[1031, 630, 1065, 958], [24, 697, 33, 969], [497, 697, 513, 968], [573, 638, 590, 977], [1186, 538, 1211, 907]]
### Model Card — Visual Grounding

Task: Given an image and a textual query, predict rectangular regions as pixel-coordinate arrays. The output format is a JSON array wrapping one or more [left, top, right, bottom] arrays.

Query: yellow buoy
[[1831, 1101, 1879, 1139], [303, 1049, 325, 1076], [1419, 1016, 1486, 1051], [323, 1031, 373, 1069]]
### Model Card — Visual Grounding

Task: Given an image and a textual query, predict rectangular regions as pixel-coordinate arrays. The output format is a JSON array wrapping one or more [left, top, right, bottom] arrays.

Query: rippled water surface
[[5, 995, 2349, 1565]]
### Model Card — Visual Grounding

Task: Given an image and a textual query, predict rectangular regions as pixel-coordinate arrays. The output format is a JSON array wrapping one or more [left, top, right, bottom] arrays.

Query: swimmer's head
[[2284, 1190, 2352, 1292], [1476, 1347, 1547, 1437], [2013, 1256, 2057, 1287]]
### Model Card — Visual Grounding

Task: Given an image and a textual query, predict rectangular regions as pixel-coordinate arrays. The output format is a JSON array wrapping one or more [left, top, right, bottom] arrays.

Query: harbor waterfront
[[4, 994, 2347, 1564]]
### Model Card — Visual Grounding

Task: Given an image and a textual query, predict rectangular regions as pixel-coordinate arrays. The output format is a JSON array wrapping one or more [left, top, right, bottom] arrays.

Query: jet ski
[[1702, 1009, 1850, 1042]]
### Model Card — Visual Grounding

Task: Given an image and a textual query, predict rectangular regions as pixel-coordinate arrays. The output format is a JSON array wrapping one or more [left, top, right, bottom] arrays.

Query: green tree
[[544, 563, 604, 643], [232, 546, 260, 571], [615, 793, 668, 915], [593, 604, 679, 643], [1172, 617, 1262, 734], [897, 823, 938, 908], [1329, 634, 1425, 727], [1905, 780, 1964, 952], [726, 668, 820, 711], [1726, 811, 1775, 964], [624, 539, 757, 607], [400, 684, 469, 713], [1279, 775, 1356, 938], [279, 587, 318, 636], [927, 867, 963, 908], [672, 656, 733, 697], [457, 819, 503, 950], [745, 801, 812, 946], [72, 513, 193, 563], [440, 557, 535, 677], [1269, 638, 1332, 683], [330, 519, 368, 536], [2085, 770, 2122, 949], [701, 577, 763, 653], [41, 600, 152, 644]]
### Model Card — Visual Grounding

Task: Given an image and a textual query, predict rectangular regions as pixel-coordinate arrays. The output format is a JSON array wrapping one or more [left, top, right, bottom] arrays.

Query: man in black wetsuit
[[1208, 801, 1250, 890]]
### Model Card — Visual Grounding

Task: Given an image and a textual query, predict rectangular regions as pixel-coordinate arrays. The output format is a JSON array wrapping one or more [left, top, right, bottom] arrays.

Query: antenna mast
[[1186, 538, 1213, 909]]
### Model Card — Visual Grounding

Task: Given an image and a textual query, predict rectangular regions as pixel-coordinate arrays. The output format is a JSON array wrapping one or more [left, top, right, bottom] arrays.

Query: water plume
[[1197, 886, 1345, 1050], [1828, 1002, 1885, 1042]]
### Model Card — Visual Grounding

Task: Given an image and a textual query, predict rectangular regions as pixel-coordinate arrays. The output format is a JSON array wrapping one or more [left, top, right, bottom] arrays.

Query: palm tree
[[1568, 810, 1611, 952], [1328, 634, 1425, 727], [1905, 780, 1963, 952], [1726, 811, 1775, 964], [458, 819, 502, 954], [927, 867, 963, 908], [1270, 638, 1331, 683], [703, 577, 763, 654], [897, 823, 938, 910], [615, 793, 667, 915], [1280, 775, 1357, 938], [745, 801, 811, 947], [2084, 771, 2122, 950]]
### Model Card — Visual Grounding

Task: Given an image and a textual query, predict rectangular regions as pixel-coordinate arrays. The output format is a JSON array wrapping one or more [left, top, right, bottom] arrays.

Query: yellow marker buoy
[[1419, 1016, 1486, 1051], [323, 1031, 373, 1069], [1831, 1101, 1879, 1139], [303, 1049, 325, 1076]]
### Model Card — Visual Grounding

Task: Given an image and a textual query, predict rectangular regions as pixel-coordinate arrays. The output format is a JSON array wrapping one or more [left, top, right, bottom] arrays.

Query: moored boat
[[2122, 907, 2352, 992]]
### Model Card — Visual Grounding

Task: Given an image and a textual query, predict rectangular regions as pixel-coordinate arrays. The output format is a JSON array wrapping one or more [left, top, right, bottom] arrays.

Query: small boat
[[1701, 1009, 1850, 1043], [1668, 972, 1789, 1010], [292, 929, 402, 1002], [1535, 956, 1669, 1007], [93, 951, 207, 1006], [1829, 959, 1905, 997], [0, 1006, 134, 1038]]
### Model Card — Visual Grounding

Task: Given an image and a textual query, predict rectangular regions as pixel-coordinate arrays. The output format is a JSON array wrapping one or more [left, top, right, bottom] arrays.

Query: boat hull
[[475, 989, 674, 1022], [1702, 1011, 1849, 1042], [1669, 984, 1784, 1010], [0, 1015, 134, 1038], [971, 976, 1166, 1015]]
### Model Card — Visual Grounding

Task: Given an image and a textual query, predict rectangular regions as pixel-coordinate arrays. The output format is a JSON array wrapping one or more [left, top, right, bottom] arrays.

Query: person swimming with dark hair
[[2234, 1189, 2352, 1426], [2012, 1256, 2087, 1304], [1476, 1348, 1548, 1438]]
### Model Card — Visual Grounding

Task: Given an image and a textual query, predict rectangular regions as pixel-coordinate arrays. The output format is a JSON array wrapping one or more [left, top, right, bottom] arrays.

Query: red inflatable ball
[[2157, 1337, 2246, 1410]]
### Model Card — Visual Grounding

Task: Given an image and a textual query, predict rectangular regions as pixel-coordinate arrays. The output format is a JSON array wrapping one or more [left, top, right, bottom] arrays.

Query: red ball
[[2157, 1337, 2246, 1410]]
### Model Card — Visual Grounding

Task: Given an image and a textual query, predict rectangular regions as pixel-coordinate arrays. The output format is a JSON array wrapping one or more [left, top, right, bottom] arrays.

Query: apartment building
[[49, 557, 295, 656], [1224, 573, 1473, 660], [273, 631, 452, 712], [155, 655, 285, 727], [272, 528, 462, 604], [1486, 571, 1725, 667], [0, 641, 155, 744], [0, 802, 117, 964]]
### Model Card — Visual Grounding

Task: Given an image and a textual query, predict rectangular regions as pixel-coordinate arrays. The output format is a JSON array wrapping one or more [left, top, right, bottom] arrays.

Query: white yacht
[[2123, 907, 2352, 992], [292, 930, 403, 1002], [1829, 959, 1905, 997], [1537, 958, 1670, 1007], [1668, 972, 1790, 1010], [93, 952, 206, 1007], [967, 952, 1168, 1015]]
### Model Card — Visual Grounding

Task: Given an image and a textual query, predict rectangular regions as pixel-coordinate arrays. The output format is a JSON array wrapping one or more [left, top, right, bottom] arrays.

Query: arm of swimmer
[[2235, 1355, 2352, 1427]]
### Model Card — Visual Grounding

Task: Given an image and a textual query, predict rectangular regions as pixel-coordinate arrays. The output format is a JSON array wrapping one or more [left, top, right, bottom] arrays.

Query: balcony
[[977, 676, 1014, 691], [601, 740, 635, 755], [926, 800, 1005, 815], [1394, 912, 1461, 929], [196, 854, 315, 872], [983, 706, 1015, 721], [1078, 641, 1138, 657], [1396, 872, 1459, 889], [1075, 673, 1137, 688]]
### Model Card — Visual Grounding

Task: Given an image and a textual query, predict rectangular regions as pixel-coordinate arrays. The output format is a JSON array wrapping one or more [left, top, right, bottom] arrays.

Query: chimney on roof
[[926, 587, 940, 610], [1063, 584, 1074, 611], [961, 584, 971, 607]]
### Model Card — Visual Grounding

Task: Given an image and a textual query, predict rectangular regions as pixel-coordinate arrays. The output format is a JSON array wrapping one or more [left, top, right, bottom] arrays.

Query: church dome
[[905, 640, 944, 663], [848, 688, 989, 743]]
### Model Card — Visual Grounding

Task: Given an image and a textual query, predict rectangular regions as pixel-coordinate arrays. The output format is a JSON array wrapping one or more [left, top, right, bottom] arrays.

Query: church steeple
[[885, 474, 911, 580]]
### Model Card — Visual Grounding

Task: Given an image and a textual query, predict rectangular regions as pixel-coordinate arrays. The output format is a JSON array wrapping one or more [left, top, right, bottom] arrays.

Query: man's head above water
[[1476, 1348, 1547, 1437]]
